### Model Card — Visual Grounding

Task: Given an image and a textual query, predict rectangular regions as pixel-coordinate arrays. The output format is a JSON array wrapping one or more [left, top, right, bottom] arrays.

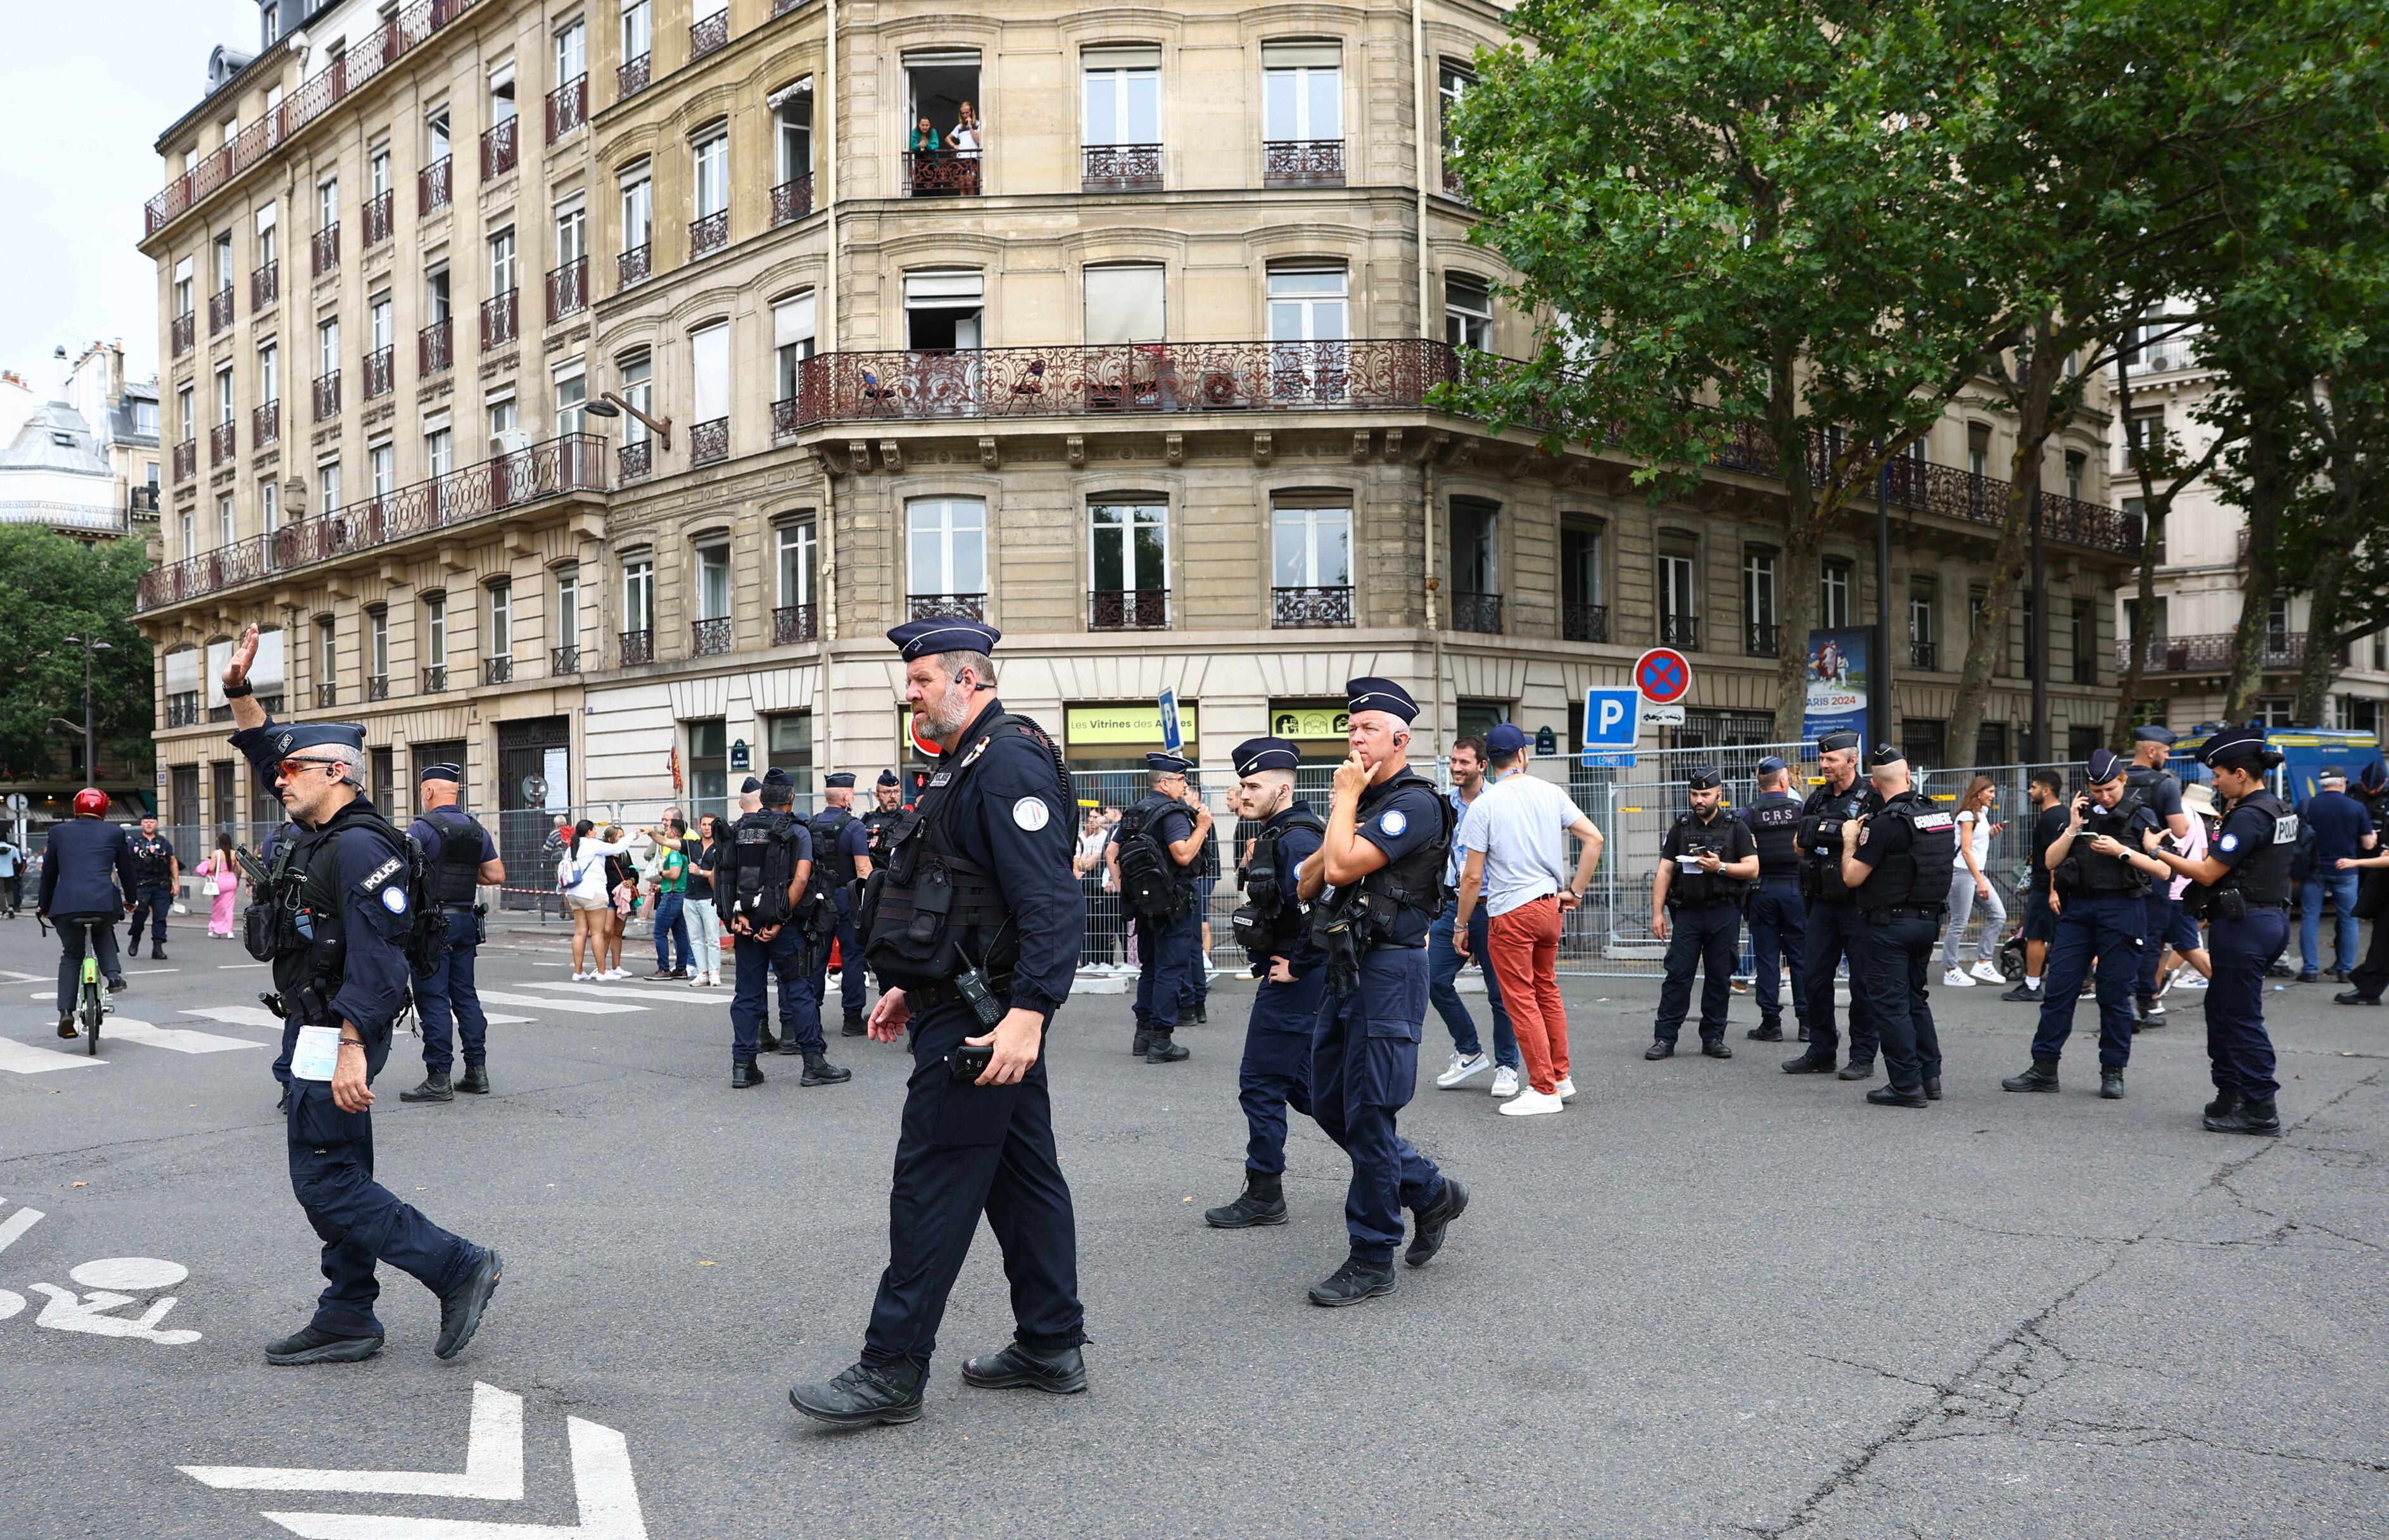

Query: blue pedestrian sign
[[1581, 687, 1638, 768], [1158, 688, 1184, 754]]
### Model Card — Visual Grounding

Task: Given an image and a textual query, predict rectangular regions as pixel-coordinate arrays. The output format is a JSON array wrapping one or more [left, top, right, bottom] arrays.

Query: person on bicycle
[[37, 788, 138, 1038]]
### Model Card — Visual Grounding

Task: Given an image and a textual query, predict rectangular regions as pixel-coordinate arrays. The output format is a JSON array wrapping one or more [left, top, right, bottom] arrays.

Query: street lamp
[[581, 393, 672, 449], [58, 634, 111, 788]]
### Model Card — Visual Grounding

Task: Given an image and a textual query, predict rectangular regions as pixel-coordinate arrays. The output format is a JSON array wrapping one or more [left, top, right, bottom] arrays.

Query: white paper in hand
[[290, 1025, 341, 1082]]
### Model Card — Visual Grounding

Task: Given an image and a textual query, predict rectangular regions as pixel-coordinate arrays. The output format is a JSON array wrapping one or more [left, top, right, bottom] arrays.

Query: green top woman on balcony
[[911, 116, 942, 158]]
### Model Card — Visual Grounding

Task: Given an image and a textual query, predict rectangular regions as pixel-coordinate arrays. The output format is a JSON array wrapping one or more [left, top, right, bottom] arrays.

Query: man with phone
[[1649, 766, 1759, 1061]]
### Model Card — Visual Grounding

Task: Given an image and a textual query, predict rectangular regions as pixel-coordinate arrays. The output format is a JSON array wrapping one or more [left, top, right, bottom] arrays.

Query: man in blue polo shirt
[[2298, 767, 2374, 983]]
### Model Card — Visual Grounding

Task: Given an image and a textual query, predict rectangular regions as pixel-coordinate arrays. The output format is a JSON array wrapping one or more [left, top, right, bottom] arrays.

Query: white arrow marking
[[470, 990, 645, 1016], [259, 1416, 645, 1538], [0, 1038, 105, 1073], [101, 1018, 263, 1054], [0, 1202, 45, 1256], [184, 1382, 525, 1498], [28, 1283, 200, 1344]]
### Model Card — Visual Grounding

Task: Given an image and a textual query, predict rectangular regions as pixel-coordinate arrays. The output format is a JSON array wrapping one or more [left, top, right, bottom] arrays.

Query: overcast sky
[[0, 1, 257, 394]]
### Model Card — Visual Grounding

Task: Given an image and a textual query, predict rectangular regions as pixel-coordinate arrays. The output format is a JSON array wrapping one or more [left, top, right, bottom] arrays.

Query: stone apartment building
[[137, 0, 2142, 869]]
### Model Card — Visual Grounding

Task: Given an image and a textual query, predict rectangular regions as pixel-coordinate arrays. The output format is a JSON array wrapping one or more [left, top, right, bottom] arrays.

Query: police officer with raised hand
[[722, 767, 850, 1089], [788, 621, 1087, 1427], [1839, 745, 1957, 1108], [1291, 678, 1467, 1309], [1205, 736, 1324, 1229], [1649, 766, 1759, 1060], [399, 764, 505, 1104], [2003, 747, 2164, 1101], [2146, 723, 2296, 1135], [1740, 756, 1810, 1043], [1110, 750, 1207, 1063], [125, 810, 179, 960], [2124, 726, 2191, 1025], [217, 623, 502, 1365], [1784, 730, 1882, 1079], [808, 771, 873, 1037], [39, 786, 138, 1038]]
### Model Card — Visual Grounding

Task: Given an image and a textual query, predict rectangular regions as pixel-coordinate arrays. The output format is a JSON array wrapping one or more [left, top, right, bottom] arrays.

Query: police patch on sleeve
[[1011, 796, 1050, 831], [381, 885, 409, 914], [2217, 833, 2240, 852], [1379, 809, 1410, 837]]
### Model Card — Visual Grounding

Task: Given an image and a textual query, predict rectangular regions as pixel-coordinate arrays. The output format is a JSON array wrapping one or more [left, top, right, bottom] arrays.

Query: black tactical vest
[[1855, 791, 1959, 911], [810, 806, 857, 885], [1747, 792, 1804, 876], [1325, 771, 1452, 949], [1235, 807, 1324, 960], [1666, 811, 1746, 907], [2069, 790, 2152, 897], [2210, 789, 2297, 907], [725, 809, 804, 926], [130, 832, 172, 881], [422, 805, 484, 905], [861, 807, 902, 855], [1801, 781, 1877, 899], [252, 798, 436, 1025]]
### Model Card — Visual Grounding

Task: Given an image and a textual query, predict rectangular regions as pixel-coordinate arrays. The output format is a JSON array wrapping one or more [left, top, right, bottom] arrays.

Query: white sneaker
[[603, 968, 631, 981], [1490, 1065, 1520, 1097], [1437, 1051, 1490, 1089], [2176, 969, 2209, 990], [1554, 1076, 1576, 1101], [571, 970, 594, 981], [1970, 960, 2006, 984], [1942, 968, 1977, 987], [1499, 1086, 1565, 1116]]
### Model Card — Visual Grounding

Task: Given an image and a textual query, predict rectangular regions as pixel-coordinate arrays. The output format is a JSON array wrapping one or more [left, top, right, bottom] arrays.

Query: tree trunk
[[1774, 527, 1823, 742], [1946, 334, 2060, 766], [2295, 544, 2352, 723], [2223, 398, 2295, 723], [2107, 507, 2165, 747]]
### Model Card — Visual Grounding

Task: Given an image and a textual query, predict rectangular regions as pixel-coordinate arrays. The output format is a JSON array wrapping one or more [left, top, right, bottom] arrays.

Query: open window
[[904, 51, 982, 195], [904, 269, 983, 351]]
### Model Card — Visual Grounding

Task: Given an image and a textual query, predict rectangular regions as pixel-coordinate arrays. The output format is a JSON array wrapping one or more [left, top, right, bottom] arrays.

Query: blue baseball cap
[[1485, 723, 1530, 756]]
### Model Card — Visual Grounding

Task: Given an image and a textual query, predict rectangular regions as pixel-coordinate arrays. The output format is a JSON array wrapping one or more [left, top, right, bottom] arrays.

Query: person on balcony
[[949, 102, 982, 155]]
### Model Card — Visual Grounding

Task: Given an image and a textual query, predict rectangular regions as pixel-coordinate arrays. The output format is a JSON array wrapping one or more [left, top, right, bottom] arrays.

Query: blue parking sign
[[1581, 687, 1638, 767], [1158, 687, 1184, 754]]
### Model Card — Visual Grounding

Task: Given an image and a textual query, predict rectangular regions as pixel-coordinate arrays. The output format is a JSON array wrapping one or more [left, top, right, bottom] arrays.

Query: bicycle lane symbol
[[0, 1198, 202, 1346]]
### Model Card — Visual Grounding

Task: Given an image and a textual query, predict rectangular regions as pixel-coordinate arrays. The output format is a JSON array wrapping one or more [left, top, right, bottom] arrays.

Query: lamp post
[[581, 393, 671, 449], [54, 634, 111, 787]]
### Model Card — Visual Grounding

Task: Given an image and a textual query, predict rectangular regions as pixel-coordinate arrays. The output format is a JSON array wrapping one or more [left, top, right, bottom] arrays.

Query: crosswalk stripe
[[471, 989, 649, 1016], [99, 1018, 263, 1054], [0, 1038, 105, 1073], [182, 1006, 285, 1030]]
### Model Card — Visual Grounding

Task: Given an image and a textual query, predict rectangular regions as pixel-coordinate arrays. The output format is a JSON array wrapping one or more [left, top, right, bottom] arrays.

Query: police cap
[[1818, 730, 1861, 754], [2086, 747, 2126, 785], [739, 776, 763, 794], [887, 617, 1001, 662], [2132, 724, 2179, 746], [1231, 738, 1300, 776], [2195, 721, 2282, 771], [877, 769, 901, 787], [823, 772, 856, 788], [1756, 756, 1788, 774], [1146, 752, 1193, 775], [270, 721, 367, 757], [1867, 744, 1906, 770], [759, 767, 795, 804], [1346, 676, 1419, 723], [418, 762, 462, 783], [1687, 766, 1721, 790]]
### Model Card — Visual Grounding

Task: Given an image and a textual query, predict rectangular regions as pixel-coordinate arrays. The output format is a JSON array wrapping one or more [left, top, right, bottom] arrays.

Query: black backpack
[[1116, 804, 1189, 921]]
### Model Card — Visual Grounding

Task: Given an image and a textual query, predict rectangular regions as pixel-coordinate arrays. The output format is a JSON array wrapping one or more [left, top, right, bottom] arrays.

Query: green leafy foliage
[[0, 526, 156, 781]]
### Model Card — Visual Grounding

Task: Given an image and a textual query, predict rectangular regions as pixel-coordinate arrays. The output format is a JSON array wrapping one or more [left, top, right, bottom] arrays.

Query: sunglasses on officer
[[276, 755, 348, 781]]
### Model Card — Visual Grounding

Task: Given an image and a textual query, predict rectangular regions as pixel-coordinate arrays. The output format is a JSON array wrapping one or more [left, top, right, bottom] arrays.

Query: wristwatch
[[222, 679, 253, 698]]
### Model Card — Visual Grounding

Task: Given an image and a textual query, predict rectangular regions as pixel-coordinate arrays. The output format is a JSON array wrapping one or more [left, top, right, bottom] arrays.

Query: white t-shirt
[[558, 836, 633, 904], [1956, 807, 1996, 868], [1458, 770, 1588, 918]]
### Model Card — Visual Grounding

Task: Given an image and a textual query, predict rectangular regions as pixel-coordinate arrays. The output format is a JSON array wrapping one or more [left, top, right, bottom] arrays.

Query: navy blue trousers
[[1803, 897, 1878, 1066], [860, 997, 1085, 1374], [284, 1056, 480, 1339], [1312, 947, 1444, 1265], [1858, 912, 1943, 1090], [730, 925, 823, 1061], [2031, 894, 2146, 1069], [2205, 909, 2286, 1102], [1747, 876, 1809, 1026], [412, 906, 488, 1075], [1239, 967, 1324, 1175], [1654, 902, 1740, 1044], [1132, 907, 1201, 1028], [127, 883, 174, 949], [806, 890, 867, 1022], [2139, 893, 2181, 996]]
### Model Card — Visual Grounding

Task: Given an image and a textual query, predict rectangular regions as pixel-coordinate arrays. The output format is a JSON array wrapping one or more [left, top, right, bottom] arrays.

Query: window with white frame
[[774, 293, 815, 401], [554, 367, 586, 436], [217, 493, 235, 548], [776, 82, 813, 182], [776, 519, 816, 609], [1660, 552, 1698, 624], [555, 566, 580, 645], [696, 541, 732, 622], [213, 230, 234, 293], [318, 458, 341, 515], [425, 418, 453, 477], [369, 441, 395, 498], [488, 397, 518, 448], [317, 177, 338, 230], [1821, 560, 1853, 629], [490, 227, 517, 295], [1083, 47, 1160, 146], [180, 506, 194, 558], [1262, 42, 1341, 141], [619, 161, 652, 249], [215, 365, 235, 424], [1084, 263, 1164, 344], [489, 61, 516, 125], [1091, 498, 1167, 595], [487, 579, 512, 659], [426, 591, 448, 668], [1444, 274, 1492, 351], [1267, 266, 1347, 341], [369, 144, 391, 199], [315, 616, 336, 685], [903, 268, 984, 351], [623, 554, 654, 632], [1272, 500, 1351, 589], [369, 292, 392, 351], [261, 477, 279, 533], [554, 18, 586, 87], [690, 322, 728, 424], [907, 496, 987, 598], [318, 316, 339, 377], [255, 203, 277, 268], [620, 0, 649, 63], [174, 256, 193, 318], [1743, 549, 1778, 638], [619, 354, 652, 443], [368, 606, 389, 679], [554, 198, 585, 265], [177, 384, 194, 439], [692, 130, 728, 219]]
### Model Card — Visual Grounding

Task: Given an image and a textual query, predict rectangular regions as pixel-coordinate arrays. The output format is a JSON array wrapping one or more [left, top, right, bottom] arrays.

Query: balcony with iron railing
[[209, 420, 236, 466], [312, 224, 339, 277], [545, 75, 586, 142], [1264, 140, 1344, 187], [689, 209, 729, 260], [1747, 621, 1780, 657], [170, 311, 193, 357], [137, 433, 608, 611], [1089, 589, 1170, 631], [166, 697, 200, 728], [364, 346, 395, 400], [315, 682, 338, 709], [481, 289, 518, 351], [771, 174, 814, 225], [129, 486, 161, 520], [2115, 632, 2307, 675], [208, 286, 235, 334], [620, 628, 654, 666], [423, 664, 449, 693], [1448, 591, 1503, 634], [312, 372, 341, 422], [144, 0, 495, 237], [1562, 603, 1610, 643], [362, 188, 394, 248], [618, 439, 651, 482], [420, 156, 452, 214], [773, 604, 816, 645], [1083, 144, 1162, 192], [481, 117, 517, 179], [618, 244, 651, 291], [367, 674, 390, 702], [689, 9, 728, 59], [172, 439, 196, 482], [1660, 614, 1699, 650], [483, 655, 512, 686], [546, 258, 586, 323], [692, 617, 734, 657], [690, 417, 728, 465], [551, 644, 581, 676], [1273, 586, 1353, 628], [905, 151, 980, 197], [251, 261, 279, 310], [618, 51, 650, 99], [1911, 640, 1939, 671], [908, 593, 987, 622], [419, 317, 453, 375]]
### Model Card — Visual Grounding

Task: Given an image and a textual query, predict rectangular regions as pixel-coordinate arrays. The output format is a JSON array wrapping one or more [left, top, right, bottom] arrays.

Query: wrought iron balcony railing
[[1449, 591, 1502, 634], [690, 417, 728, 465], [1660, 614, 1699, 650], [315, 682, 339, 709], [251, 261, 279, 310], [689, 210, 730, 260], [1562, 602, 1609, 643], [1263, 139, 1344, 187], [423, 664, 449, 693], [618, 244, 651, 291], [1273, 586, 1354, 629], [618, 439, 651, 482], [363, 346, 395, 400], [480, 116, 518, 179], [1747, 621, 1780, 657], [546, 258, 586, 323], [619, 628, 654, 666], [209, 421, 236, 465], [908, 593, 987, 622], [772, 604, 816, 645], [208, 287, 235, 334], [419, 317, 452, 375], [1089, 589, 1170, 631], [138, 433, 607, 610], [905, 151, 980, 197], [1910, 640, 1939, 671], [362, 189, 394, 248], [551, 644, 580, 676], [545, 75, 586, 142], [689, 9, 728, 58], [312, 372, 341, 422], [170, 312, 194, 357], [166, 698, 200, 728], [481, 289, 517, 351], [1083, 144, 1162, 192], [419, 155, 452, 214], [483, 655, 512, 686], [691, 617, 734, 657], [173, 439, 196, 482], [2115, 632, 2306, 675], [771, 174, 814, 225], [618, 52, 650, 100], [312, 224, 339, 277], [367, 674, 390, 702]]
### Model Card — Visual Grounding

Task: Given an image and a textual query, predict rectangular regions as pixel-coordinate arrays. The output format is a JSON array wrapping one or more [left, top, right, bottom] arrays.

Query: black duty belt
[[1865, 905, 1948, 923], [909, 976, 1017, 1011]]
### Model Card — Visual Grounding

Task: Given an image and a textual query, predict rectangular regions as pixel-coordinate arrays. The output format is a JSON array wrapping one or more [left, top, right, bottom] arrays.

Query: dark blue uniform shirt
[[839, 815, 871, 864], [328, 807, 417, 1035], [1124, 791, 1197, 871], [39, 819, 140, 919], [1265, 798, 1326, 972], [407, 810, 499, 874], [937, 698, 1084, 1019], [2301, 789, 2374, 866], [1351, 774, 1447, 948]]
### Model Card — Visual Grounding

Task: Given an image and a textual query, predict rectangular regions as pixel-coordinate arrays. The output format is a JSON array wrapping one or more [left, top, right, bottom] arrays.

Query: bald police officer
[[219, 624, 502, 1365], [1292, 678, 1468, 1308], [1839, 745, 1956, 1108], [789, 619, 1088, 1426], [400, 762, 505, 1103]]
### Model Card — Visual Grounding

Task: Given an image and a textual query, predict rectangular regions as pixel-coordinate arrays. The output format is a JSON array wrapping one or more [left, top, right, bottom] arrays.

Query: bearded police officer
[[1839, 745, 1956, 1109], [1649, 766, 1759, 1059], [1740, 756, 1810, 1043], [2148, 723, 2295, 1135], [722, 767, 849, 1089], [125, 811, 179, 961], [400, 764, 505, 1104], [788, 620, 1088, 1427], [1110, 750, 1207, 1064], [1785, 730, 1881, 1079], [1291, 678, 1467, 1308], [808, 771, 873, 1037], [861, 768, 904, 857], [2004, 748, 2164, 1100], [217, 624, 502, 1365], [2124, 726, 2191, 1025], [1205, 736, 1325, 1229]]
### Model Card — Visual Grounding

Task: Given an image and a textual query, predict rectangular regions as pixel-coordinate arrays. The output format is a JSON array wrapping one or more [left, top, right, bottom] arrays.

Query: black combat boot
[[264, 1325, 384, 1365], [732, 1059, 765, 1089], [2204, 1086, 2245, 1118], [1307, 1254, 1396, 1307], [842, 1009, 867, 1037], [2100, 1067, 2126, 1099], [1644, 1040, 1675, 1060], [1186, 997, 1207, 1025], [789, 1360, 925, 1426], [456, 1064, 490, 1094], [1923, 1076, 1942, 1101], [1782, 1053, 1835, 1074], [1131, 1018, 1155, 1057], [1701, 1039, 1733, 1059], [2002, 1058, 2062, 1093], [1144, 1028, 1189, 1063], [1747, 1018, 1785, 1042], [2204, 1097, 2282, 1135], [434, 1249, 504, 1360], [758, 1028, 782, 1054], [1836, 1059, 1876, 1080], [2136, 996, 2166, 1028], [1405, 1176, 1469, 1266], [801, 1051, 852, 1086], [1205, 1170, 1288, 1228], [961, 1341, 1087, 1394], [400, 1072, 455, 1103], [152, 945, 167, 961], [1866, 1083, 1929, 1109]]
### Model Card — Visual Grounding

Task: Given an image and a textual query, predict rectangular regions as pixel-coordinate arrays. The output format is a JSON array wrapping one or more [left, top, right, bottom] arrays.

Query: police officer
[[1204, 736, 1324, 1229], [2148, 723, 2294, 1135], [400, 764, 505, 1104], [1784, 730, 1882, 1079], [217, 624, 502, 1365], [721, 767, 850, 1089], [861, 768, 905, 856], [1179, 798, 1222, 1027], [1290, 678, 1467, 1308], [1650, 767, 1759, 1059], [1740, 756, 1810, 1043], [788, 620, 1088, 1426], [808, 771, 873, 1037], [1840, 746, 1956, 1108], [2001, 748, 2164, 1101], [38, 787, 137, 1037], [125, 810, 179, 960], [1110, 750, 1207, 1064], [2124, 726, 2191, 1025]]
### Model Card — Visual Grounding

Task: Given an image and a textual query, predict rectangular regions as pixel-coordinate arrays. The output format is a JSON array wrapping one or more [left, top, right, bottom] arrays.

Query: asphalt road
[[2, 917, 2383, 1539]]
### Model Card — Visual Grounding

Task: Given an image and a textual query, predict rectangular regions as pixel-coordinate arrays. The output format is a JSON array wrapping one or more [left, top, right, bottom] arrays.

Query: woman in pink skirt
[[198, 830, 242, 938]]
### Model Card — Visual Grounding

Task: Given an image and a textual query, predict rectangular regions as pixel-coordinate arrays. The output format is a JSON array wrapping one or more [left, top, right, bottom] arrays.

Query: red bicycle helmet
[[72, 788, 110, 818]]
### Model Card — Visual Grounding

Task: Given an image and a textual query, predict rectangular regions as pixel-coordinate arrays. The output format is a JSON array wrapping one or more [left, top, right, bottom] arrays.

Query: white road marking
[[0, 1038, 104, 1073], [185, 1382, 526, 1499], [28, 1283, 200, 1344], [70, 1256, 188, 1291], [0, 1202, 45, 1255], [124, 968, 182, 975], [471, 990, 647, 1016], [182, 1006, 287, 1030], [0, 1289, 22, 1320], [219, 962, 272, 969], [0, 969, 47, 982], [256, 1417, 646, 1539], [101, 1018, 262, 1055]]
